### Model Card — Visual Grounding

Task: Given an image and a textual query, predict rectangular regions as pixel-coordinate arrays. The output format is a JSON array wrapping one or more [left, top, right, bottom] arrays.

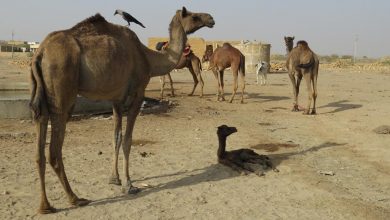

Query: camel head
[[284, 36, 295, 46], [217, 125, 237, 138], [177, 7, 215, 35]]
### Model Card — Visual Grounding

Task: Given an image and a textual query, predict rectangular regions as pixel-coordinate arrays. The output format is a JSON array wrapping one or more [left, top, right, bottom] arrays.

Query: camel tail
[[239, 53, 245, 76], [298, 57, 315, 68], [29, 53, 47, 121]]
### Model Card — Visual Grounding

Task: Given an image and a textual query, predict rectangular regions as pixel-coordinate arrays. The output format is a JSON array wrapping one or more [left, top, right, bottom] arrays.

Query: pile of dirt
[[270, 62, 287, 72], [8, 58, 31, 69]]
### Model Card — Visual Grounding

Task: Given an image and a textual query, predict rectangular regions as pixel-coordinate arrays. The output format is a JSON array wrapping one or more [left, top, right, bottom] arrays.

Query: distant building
[[0, 40, 40, 53]]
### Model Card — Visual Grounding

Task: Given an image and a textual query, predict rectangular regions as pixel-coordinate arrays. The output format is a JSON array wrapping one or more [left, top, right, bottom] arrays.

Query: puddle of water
[[251, 143, 299, 152]]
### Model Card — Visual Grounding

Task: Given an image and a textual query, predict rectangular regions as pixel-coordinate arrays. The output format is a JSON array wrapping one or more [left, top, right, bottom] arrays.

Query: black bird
[[114, 9, 145, 28]]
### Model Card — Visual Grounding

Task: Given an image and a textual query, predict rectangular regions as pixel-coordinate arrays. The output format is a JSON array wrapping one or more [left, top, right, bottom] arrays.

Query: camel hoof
[[311, 110, 317, 115], [108, 177, 121, 186], [291, 106, 300, 112], [128, 186, 141, 194], [187, 93, 194, 96], [71, 198, 91, 207], [38, 205, 57, 214]]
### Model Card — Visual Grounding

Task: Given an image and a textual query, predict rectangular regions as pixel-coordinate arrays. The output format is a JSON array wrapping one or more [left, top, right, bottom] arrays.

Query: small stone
[[3, 190, 9, 195], [98, 151, 103, 155]]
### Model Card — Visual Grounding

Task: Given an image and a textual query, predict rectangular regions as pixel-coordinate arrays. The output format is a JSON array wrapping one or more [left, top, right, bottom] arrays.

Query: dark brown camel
[[284, 36, 294, 56], [30, 8, 214, 214], [156, 42, 204, 99], [285, 39, 319, 114], [217, 125, 277, 176], [202, 43, 245, 103]]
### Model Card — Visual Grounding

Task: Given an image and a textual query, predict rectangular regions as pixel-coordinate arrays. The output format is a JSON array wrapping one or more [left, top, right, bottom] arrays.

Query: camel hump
[[71, 13, 107, 30], [222, 42, 233, 48], [296, 40, 310, 50]]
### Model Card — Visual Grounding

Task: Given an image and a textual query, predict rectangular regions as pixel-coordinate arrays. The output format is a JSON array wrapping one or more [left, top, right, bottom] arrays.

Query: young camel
[[30, 7, 214, 214], [156, 43, 204, 99], [285, 39, 319, 114], [202, 43, 246, 103], [217, 125, 277, 176]]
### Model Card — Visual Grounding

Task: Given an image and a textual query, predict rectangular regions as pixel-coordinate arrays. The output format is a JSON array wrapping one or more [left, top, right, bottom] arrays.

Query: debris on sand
[[318, 170, 335, 176], [373, 125, 390, 134], [140, 97, 170, 115]]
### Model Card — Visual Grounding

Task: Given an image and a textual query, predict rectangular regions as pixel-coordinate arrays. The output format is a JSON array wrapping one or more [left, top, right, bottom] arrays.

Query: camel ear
[[292, 36, 295, 40], [182, 7, 188, 17]]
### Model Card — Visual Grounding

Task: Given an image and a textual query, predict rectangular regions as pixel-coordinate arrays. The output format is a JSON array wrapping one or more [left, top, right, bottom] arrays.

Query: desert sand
[[0, 56, 389, 219]]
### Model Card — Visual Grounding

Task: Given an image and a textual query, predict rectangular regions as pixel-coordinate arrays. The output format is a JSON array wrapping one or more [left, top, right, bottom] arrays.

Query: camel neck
[[146, 14, 187, 77], [217, 135, 227, 158], [286, 44, 293, 54]]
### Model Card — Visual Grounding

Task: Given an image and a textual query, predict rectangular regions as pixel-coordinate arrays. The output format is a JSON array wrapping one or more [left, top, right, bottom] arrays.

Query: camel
[[29, 7, 214, 214], [284, 36, 294, 56], [202, 43, 246, 103], [285, 39, 319, 114], [216, 125, 277, 176], [156, 42, 204, 99]]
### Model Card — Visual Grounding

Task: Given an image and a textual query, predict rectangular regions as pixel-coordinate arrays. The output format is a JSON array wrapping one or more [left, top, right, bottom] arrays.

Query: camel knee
[[49, 155, 61, 171]]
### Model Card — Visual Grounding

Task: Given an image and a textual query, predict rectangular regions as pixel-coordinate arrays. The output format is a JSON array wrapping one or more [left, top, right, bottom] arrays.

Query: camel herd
[[29, 7, 319, 214]]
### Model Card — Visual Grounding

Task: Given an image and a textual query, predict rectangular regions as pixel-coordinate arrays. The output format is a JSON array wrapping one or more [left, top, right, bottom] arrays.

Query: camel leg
[[35, 115, 57, 214], [187, 66, 198, 96], [159, 76, 165, 100], [288, 73, 298, 111], [48, 114, 90, 207], [311, 72, 318, 115], [303, 73, 313, 115], [121, 92, 145, 194], [212, 69, 220, 101], [167, 73, 175, 97], [197, 70, 204, 98], [219, 70, 226, 101], [263, 72, 267, 85], [229, 68, 239, 103], [256, 72, 259, 85], [109, 103, 123, 185], [239, 71, 245, 103]]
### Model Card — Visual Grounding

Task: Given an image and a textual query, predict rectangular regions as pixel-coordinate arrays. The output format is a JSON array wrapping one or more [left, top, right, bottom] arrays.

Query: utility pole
[[11, 30, 14, 58], [353, 34, 358, 64]]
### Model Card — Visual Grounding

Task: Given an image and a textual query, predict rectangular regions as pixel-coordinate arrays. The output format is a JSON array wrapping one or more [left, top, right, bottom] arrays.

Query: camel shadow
[[248, 93, 290, 103], [319, 100, 362, 114], [84, 163, 239, 208], [267, 142, 347, 167]]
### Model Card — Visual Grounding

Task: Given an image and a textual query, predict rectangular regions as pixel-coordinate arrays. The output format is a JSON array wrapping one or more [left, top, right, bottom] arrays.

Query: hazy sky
[[0, 0, 389, 57]]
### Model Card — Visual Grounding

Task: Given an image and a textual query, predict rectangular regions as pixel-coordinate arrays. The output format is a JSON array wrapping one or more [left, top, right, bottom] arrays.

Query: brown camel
[[285, 39, 319, 114], [30, 7, 214, 214], [202, 43, 245, 103], [156, 43, 204, 99], [216, 125, 277, 176]]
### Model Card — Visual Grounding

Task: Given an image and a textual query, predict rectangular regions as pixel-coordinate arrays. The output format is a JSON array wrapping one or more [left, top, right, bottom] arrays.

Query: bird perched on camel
[[216, 125, 278, 176], [114, 9, 145, 28]]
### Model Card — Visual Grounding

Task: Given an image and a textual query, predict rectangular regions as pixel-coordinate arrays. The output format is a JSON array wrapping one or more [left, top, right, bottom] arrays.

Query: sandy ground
[[0, 60, 390, 219]]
